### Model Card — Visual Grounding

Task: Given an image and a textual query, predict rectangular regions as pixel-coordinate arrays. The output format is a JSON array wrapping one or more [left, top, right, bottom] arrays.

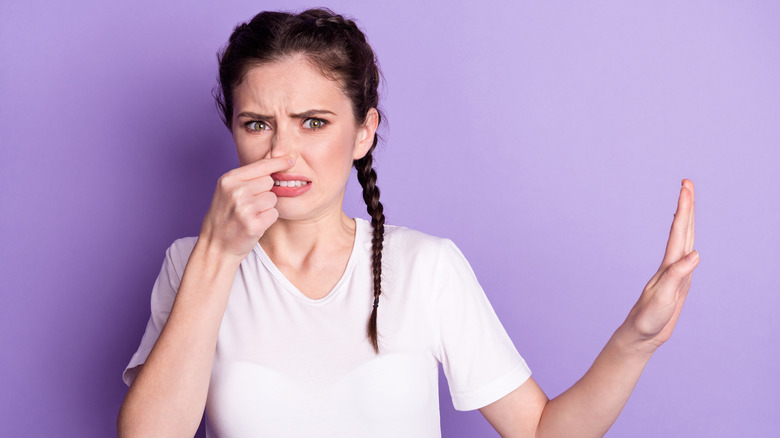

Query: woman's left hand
[[622, 179, 700, 354], [481, 180, 700, 436]]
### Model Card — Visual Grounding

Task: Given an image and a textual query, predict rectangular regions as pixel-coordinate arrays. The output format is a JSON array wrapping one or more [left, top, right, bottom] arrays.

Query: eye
[[245, 121, 269, 132], [303, 118, 327, 130]]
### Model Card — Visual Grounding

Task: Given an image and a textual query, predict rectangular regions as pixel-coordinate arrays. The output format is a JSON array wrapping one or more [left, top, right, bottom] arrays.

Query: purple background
[[2, 1, 778, 436]]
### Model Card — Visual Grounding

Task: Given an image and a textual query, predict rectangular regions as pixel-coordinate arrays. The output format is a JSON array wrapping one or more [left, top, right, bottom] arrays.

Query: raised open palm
[[625, 179, 699, 353]]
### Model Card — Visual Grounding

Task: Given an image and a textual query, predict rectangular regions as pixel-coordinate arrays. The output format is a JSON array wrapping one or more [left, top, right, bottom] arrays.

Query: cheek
[[305, 139, 355, 180]]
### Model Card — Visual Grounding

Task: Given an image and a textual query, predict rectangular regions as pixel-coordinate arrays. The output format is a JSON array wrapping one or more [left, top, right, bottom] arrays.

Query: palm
[[626, 179, 699, 351]]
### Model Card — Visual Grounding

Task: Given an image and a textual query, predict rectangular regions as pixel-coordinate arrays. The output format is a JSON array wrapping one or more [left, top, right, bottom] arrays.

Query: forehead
[[233, 55, 351, 114]]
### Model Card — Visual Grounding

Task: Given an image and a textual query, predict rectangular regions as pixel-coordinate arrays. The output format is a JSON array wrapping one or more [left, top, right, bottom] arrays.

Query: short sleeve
[[121, 237, 197, 387], [433, 239, 531, 411]]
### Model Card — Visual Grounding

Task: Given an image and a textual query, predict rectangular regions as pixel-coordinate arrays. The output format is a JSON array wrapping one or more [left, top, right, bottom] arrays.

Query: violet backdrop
[[1, 0, 778, 436]]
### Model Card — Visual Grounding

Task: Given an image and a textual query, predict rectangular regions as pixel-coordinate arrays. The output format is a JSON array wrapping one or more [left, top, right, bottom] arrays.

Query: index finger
[[235, 157, 295, 181]]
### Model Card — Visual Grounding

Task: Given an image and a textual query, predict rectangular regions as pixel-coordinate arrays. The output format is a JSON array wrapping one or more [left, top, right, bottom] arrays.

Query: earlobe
[[353, 108, 379, 160]]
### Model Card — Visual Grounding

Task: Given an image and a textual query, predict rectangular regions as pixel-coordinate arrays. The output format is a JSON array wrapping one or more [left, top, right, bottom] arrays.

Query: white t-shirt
[[123, 218, 531, 437]]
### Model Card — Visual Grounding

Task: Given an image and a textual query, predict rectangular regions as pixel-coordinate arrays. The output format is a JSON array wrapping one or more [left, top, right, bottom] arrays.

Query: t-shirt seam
[[451, 359, 532, 410]]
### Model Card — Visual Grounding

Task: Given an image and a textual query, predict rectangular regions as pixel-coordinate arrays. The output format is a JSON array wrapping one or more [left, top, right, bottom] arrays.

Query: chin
[[274, 202, 319, 222], [274, 197, 344, 223]]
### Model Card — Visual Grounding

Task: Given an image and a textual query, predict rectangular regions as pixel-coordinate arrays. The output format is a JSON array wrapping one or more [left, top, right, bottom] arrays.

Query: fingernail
[[287, 157, 295, 166], [687, 250, 699, 263]]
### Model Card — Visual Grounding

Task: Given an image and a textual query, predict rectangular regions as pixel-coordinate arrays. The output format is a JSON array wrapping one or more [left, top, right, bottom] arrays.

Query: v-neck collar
[[251, 218, 367, 305]]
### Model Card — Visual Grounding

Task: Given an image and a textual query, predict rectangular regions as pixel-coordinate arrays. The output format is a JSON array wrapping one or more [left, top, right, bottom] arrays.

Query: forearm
[[117, 241, 242, 437], [535, 324, 653, 438]]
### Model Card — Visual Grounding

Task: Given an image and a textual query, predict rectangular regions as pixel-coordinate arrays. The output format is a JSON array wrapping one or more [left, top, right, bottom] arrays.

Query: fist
[[198, 157, 294, 260]]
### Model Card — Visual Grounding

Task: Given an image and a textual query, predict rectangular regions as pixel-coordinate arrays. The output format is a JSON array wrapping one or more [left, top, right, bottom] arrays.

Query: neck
[[259, 210, 356, 267]]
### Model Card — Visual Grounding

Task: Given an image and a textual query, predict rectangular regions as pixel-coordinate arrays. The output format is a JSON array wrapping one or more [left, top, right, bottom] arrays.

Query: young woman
[[118, 8, 699, 437]]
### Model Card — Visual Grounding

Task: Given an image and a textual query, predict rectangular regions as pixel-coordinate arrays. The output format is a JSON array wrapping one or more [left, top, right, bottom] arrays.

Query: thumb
[[657, 250, 700, 295]]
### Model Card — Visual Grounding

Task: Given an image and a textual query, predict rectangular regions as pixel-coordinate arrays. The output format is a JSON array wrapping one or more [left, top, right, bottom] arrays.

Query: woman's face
[[230, 55, 377, 222]]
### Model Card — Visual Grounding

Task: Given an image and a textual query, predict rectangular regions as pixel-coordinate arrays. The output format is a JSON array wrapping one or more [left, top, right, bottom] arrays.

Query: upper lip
[[270, 173, 311, 182]]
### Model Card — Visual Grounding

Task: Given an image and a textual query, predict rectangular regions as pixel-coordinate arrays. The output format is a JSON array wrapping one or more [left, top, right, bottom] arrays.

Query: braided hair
[[214, 8, 386, 353]]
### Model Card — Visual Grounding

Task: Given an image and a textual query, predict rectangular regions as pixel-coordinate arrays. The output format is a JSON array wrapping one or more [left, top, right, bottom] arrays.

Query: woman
[[118, 8, 699, 437]]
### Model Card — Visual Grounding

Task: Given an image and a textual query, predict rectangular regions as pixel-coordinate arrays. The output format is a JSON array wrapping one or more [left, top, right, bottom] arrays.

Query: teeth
[[273, 180, 308, 187]]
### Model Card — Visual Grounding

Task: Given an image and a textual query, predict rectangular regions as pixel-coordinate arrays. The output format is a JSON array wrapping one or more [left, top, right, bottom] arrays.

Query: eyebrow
[[236, 109, 337, 119]]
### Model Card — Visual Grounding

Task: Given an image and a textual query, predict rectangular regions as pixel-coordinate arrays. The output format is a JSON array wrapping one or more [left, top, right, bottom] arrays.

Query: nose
[[268, 124, 296, 159]]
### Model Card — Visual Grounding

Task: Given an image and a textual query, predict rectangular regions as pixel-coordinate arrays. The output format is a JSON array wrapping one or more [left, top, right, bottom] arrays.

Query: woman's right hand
[[198, 156, 294, 261]]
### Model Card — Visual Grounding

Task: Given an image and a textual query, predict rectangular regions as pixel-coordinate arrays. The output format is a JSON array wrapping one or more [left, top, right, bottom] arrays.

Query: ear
[[352, 108, 379, 160]]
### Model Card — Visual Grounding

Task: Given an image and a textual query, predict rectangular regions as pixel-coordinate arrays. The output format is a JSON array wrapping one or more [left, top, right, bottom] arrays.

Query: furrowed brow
[[290, 109, 337, 118], [236, 111, 273, 120]]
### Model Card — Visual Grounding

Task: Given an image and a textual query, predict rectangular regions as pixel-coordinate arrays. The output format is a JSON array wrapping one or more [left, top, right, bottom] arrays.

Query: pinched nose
[[269, 130, 297, 159]]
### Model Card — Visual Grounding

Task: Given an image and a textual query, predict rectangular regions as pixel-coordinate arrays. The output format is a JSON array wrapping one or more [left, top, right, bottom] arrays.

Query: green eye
[[304, 118, 326, 129], [246, 121, 268, 131]]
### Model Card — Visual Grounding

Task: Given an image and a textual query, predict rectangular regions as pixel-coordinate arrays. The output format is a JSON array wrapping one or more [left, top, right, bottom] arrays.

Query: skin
[[117, 55, 378, 436], [480, 180, 698, 437], [118, 53, 699, 436], [227, 55, 379, 298]]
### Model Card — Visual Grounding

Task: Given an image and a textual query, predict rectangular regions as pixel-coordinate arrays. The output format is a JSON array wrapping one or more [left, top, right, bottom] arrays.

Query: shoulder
[[383, 223, 452, 253], [376, 221, 466, 269]]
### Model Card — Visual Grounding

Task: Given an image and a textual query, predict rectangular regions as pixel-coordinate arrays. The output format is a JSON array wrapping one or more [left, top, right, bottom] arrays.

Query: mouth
[[270, 173, 313, 197], [272, 179, 310, 188]]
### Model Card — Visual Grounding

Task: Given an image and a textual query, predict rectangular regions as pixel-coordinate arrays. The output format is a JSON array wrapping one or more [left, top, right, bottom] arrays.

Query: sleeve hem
[[122, 347, 152, 387], [451, 359, 533, 411]]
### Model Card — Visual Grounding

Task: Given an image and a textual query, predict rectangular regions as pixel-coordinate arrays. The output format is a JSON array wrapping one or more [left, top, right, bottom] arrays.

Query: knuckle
[[218, 173, 235, 191], [231, 186, 245, 201], [236, 203, 254, 219]]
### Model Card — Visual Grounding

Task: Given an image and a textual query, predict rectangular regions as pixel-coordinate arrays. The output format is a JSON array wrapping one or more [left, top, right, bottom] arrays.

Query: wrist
[[192, 236, 246, 271], [610, 322, 659, 360]]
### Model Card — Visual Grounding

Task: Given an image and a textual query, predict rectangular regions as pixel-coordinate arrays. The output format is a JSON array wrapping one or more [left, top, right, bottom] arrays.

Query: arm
[[117, 244, 242, 437], [481, 179, 699, 438], [117, 157, 293, 437]]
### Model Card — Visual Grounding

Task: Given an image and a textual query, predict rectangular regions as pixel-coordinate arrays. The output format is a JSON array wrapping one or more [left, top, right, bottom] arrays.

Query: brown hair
[[214, 8, 386, 353]]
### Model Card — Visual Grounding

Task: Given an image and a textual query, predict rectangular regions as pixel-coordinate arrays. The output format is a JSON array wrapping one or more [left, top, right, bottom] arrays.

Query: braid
[[310, 14, 360, 32], [355, 136, 384, 354], [215, 8, 386, 352]]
